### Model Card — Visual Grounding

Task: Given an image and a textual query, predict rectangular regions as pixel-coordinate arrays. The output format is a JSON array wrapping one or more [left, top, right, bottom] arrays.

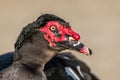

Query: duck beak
[[61, 37, 92, 55]]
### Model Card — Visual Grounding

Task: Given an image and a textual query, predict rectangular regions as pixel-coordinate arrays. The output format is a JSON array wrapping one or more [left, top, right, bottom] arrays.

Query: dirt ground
[[0, 0, 120, 80]]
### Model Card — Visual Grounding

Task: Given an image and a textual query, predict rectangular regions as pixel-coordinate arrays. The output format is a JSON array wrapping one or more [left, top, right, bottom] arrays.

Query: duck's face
[[39, 21, 92, 55]]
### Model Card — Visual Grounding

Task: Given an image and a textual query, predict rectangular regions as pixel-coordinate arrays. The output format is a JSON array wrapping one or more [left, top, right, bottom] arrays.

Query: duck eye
[[50, 26, 57, 31]]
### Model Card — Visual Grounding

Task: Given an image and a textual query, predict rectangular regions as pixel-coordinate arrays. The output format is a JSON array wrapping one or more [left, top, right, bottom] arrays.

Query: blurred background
[[0, 0, 120, 79]]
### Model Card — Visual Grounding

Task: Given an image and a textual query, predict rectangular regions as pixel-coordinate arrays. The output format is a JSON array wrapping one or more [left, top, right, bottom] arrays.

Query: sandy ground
[[0, 0, 120, 80]]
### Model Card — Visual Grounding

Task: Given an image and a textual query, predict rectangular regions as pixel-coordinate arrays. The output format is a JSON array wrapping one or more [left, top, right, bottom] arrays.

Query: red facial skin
[[39, 21, 80, 46], [39, 21, 92, 55]]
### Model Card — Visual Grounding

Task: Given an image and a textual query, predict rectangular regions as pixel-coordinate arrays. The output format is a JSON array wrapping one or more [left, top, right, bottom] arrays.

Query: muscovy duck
[[0, 52, 99, 80], [0, 14, 92, 80]]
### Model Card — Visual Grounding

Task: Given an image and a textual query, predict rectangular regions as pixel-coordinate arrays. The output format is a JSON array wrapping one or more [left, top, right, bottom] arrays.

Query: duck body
[[0, 52, 99, 80], [44, 52, 99, 80]]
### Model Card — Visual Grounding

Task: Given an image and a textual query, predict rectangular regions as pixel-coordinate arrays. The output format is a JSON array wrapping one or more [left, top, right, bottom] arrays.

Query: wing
[[0, 52, 14, 71]]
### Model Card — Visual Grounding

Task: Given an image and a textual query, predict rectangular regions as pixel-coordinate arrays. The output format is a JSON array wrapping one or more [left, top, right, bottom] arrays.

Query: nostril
[[64, 34, 70, 37]]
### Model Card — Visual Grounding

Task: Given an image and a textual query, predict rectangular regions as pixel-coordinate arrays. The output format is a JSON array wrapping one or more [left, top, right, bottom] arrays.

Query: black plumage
[[0, 14, 96, 80], [44, 52, 99, 80], [0, 52, 99, 80], [0, 52, 14, 71]]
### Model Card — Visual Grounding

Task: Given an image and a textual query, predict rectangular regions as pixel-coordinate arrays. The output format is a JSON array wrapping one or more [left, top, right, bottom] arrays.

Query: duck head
[[15, 14, 92, 56]]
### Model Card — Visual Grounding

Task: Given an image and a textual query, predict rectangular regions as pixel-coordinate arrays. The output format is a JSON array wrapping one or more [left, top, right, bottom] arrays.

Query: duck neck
[[14, 31, 59, 70]]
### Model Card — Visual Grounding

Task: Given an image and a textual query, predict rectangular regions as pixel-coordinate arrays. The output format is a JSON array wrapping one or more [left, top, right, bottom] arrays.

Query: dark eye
[[50, 26, 57, 31]]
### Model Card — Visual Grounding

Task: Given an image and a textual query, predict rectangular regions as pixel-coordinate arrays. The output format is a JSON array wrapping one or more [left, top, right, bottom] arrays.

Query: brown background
[[0, 0, 120, 80]]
